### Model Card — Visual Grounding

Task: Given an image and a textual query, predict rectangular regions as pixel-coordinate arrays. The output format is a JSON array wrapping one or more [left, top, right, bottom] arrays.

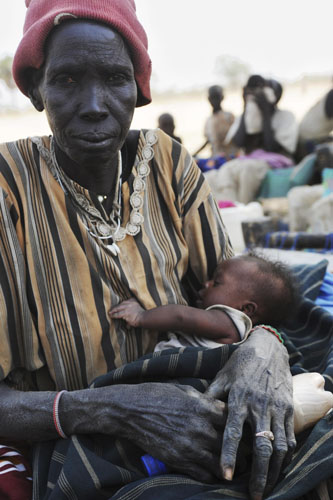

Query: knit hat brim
[[12, 0, 152, 107]]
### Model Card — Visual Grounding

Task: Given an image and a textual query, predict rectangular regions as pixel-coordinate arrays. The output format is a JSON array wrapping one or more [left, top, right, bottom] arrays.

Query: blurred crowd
[[157, 75, 333, 235]]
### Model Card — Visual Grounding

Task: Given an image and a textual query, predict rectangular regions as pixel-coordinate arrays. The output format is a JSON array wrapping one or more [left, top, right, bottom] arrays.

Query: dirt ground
[[0, 77, 331, 156]]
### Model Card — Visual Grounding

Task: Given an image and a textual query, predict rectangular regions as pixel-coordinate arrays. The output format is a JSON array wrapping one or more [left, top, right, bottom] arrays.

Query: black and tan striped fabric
[[0, 129, 233, 391], [32, 285, 333, 499]]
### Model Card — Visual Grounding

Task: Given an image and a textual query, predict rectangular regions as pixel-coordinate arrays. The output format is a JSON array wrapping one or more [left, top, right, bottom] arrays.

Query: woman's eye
[[108, 73, 127, 83], [55, 75, 76, 84]]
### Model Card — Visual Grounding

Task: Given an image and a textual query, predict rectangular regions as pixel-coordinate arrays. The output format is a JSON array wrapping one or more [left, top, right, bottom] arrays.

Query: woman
[[0, 1, 294, 499]]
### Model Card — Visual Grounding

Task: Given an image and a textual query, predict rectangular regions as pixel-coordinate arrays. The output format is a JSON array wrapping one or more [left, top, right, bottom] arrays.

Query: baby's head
[[199, 252, 299, 327]]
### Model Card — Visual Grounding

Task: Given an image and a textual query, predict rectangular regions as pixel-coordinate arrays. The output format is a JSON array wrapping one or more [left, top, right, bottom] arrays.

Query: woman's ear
[[241, 301, 258, 319], [26, 69, 44, 112]]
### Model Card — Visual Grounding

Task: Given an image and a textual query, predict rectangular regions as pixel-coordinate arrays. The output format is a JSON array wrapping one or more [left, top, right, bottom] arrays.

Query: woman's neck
[[53, 131, 139, 195], [54, 142, 119, 195]]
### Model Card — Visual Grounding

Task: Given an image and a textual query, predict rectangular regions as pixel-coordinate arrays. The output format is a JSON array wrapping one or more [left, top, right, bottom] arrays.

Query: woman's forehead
[[44, 19, 129, 60]]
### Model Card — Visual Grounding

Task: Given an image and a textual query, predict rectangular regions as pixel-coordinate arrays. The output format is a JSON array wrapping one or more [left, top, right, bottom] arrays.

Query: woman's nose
[[79, 84, 108, 121]]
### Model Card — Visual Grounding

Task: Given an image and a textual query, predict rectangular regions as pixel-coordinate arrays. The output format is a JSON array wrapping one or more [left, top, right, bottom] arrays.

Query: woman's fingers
[[261, 427, 286, 497], [250, 408, 296, 500], [220, 408, 246, 480], [185, 386, 227, 427], [249, 424, 274, 500], [283, 411, 297, 467], [205, 371, 229, 401]]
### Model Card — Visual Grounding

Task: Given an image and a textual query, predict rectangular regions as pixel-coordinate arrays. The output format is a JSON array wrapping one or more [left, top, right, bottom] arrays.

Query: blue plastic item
[[141, 454, 168, 476]]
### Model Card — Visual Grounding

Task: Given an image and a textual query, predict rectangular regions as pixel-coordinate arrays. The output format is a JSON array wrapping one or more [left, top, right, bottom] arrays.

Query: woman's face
[[31, 20, 137, 168]]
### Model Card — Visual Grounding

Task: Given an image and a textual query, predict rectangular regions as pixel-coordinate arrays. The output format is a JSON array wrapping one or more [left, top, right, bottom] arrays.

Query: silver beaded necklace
[[32, 130, 158, 256]]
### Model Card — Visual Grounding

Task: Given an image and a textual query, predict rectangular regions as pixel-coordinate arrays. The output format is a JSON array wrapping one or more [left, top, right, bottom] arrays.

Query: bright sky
[[0, 0, 332, 91]]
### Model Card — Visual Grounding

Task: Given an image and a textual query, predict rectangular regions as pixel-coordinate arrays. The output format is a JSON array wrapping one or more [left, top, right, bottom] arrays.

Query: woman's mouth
[[75, 133, 114, 144]]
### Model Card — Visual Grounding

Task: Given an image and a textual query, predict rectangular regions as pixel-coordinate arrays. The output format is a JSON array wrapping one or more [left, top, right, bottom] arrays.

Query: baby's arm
[[110, 298, 240, 343]]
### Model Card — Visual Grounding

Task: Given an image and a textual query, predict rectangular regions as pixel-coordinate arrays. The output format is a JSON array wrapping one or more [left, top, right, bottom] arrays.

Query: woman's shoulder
[[0, 136, 50, 191], [137, 128, 184, 169], [0, 136, 50, 157]]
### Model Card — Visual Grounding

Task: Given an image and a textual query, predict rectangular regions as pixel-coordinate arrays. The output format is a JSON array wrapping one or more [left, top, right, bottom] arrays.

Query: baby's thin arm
[[110, 299, 240, 343]]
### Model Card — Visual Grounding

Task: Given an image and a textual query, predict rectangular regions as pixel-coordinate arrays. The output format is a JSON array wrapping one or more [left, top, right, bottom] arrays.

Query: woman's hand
[[125, 383, 227, 481], [64, 382, 227, 483], [205, 327, 295, 500], [110, 298, 145, 327]]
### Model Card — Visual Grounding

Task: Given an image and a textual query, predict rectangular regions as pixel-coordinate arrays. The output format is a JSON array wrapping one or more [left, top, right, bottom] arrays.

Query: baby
[[111, 254, 333, 433], [110, 253, 298, 350]]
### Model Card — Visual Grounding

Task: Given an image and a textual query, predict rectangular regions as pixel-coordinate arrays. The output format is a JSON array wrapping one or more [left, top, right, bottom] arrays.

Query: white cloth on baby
[[154, 304, 252, 352]]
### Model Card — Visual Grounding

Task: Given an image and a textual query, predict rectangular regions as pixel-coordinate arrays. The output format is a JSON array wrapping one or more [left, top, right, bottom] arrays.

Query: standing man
[[194, 85, 235, 158]]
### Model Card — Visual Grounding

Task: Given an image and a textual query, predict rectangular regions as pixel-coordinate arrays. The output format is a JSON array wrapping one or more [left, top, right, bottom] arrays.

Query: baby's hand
[[110, 298, 145, 327]]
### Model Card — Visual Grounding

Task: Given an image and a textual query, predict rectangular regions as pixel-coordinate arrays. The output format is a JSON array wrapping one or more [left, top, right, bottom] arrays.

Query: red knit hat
[[12, 0, 152, 107]]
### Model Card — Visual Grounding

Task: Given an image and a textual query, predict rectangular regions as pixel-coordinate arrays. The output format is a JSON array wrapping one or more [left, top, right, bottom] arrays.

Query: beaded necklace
[[32, 130, 158, 256]]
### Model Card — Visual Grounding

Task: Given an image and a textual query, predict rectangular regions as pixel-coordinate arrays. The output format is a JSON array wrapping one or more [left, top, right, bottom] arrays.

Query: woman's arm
[[206, 326, 295, 500], [110, 298, 240, 343], [0, 381, 227, 482]]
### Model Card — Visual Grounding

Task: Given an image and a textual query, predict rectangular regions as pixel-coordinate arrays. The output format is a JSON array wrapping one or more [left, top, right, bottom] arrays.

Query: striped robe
[[0, 129, 233, 391]]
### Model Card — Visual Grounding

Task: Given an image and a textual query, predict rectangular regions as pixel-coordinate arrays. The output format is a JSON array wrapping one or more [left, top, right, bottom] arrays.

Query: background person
[[0, 1, 296, 499], [298, 87, 333, 156], [194, 85, 236, 173], [194, 85, 235, 157], [205, 76, 298, 204], [157, 112, 182, 143]]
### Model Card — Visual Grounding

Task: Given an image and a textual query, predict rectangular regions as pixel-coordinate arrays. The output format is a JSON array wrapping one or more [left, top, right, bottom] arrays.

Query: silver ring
[[255, 430, 274, 441]]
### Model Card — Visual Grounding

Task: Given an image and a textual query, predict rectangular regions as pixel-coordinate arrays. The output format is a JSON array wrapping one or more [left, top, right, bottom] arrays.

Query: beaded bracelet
[[53, 390, 68, 439], [251, 324, 284, 344]]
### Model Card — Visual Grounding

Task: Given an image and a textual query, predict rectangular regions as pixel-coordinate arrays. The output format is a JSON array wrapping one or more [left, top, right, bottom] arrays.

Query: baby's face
[[197, 259, 255, 310]]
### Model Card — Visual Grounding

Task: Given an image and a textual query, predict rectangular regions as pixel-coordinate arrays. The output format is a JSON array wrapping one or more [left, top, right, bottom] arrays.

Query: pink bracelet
[[53, 390, 68, 439]]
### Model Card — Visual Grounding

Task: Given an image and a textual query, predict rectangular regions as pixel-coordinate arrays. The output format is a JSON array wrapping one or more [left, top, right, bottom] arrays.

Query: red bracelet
[[53, 390, 68, 439], [251, 324, 284, 344]]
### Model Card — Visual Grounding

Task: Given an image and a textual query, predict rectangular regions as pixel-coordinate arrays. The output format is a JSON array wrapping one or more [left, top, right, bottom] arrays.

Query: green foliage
[[0, 56, 15, 90], [214, 55, 250, 89]]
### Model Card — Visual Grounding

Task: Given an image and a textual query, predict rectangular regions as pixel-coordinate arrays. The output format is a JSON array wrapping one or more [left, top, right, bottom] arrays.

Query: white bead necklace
[[32, 130, 158, 256]]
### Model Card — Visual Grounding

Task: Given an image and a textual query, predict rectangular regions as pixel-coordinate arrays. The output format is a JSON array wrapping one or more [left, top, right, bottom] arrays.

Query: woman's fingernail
[[223, 467, 233, 481]]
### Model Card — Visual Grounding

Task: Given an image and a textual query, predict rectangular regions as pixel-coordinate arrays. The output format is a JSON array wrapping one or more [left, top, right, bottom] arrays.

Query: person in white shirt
[[205, 76, 298, 204]]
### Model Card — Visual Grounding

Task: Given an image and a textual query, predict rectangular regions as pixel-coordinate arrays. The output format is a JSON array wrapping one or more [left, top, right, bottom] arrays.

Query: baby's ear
[[241, 301, 257, 319]]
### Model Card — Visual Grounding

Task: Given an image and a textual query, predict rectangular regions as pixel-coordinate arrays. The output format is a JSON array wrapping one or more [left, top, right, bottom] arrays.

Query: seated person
[[194, 85, 236, 172], [110, 253, 298, 348], [0, 0, 321, 497], [298, 88, 333, 157], [205, 75, 298, 204], [288, 143, 333, 232], [157, 113, 182, 143]]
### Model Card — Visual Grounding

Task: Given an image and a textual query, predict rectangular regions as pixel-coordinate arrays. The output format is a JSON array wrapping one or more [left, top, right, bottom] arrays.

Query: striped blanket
[[31, 262, 333, 500]]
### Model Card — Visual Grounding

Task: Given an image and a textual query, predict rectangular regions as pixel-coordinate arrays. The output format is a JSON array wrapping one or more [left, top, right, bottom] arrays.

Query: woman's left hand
[[205, 327, 296, 500]]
